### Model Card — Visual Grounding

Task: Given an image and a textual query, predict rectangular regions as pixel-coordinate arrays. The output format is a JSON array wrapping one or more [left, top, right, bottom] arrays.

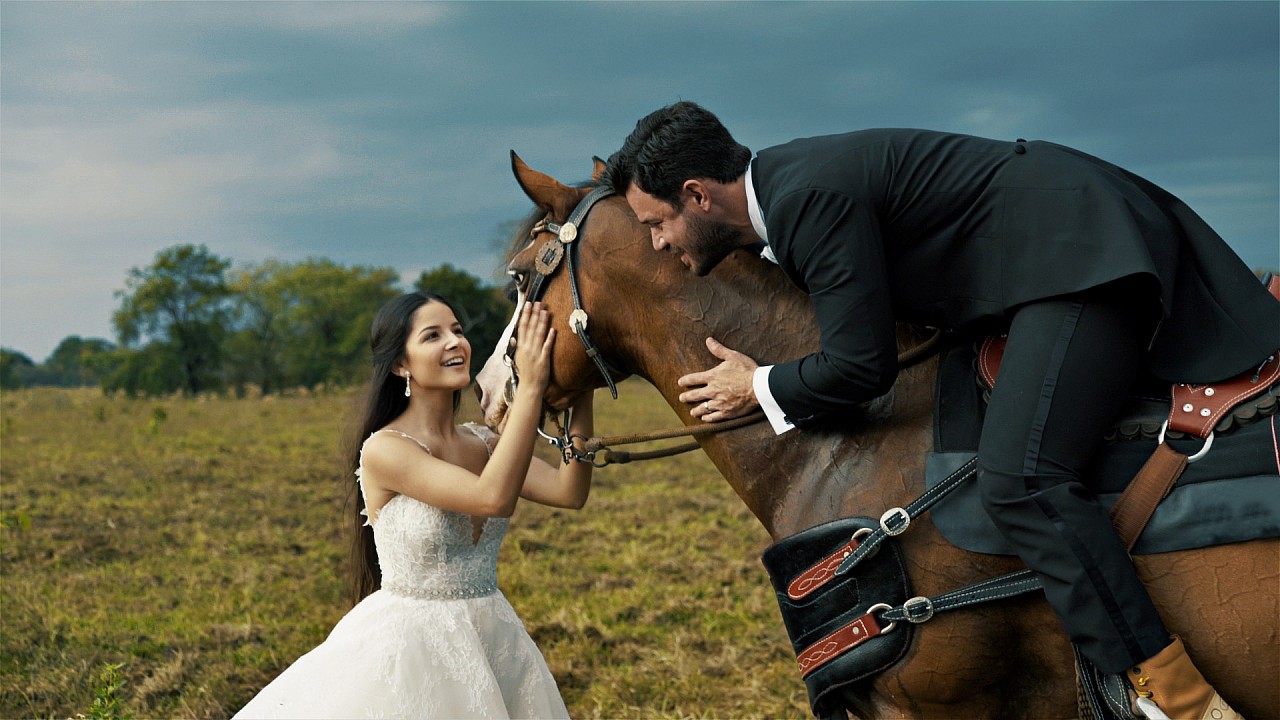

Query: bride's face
[[398, 301, 472, 394]]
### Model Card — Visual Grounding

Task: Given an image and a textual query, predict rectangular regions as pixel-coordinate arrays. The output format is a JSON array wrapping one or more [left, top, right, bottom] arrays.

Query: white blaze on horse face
[[475, 288, 525, 427]]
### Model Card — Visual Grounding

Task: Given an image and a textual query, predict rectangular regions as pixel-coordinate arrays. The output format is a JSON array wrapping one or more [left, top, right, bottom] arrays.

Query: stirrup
[[1134, 697, 1171, 720], [1074, 644, 1142, 720]]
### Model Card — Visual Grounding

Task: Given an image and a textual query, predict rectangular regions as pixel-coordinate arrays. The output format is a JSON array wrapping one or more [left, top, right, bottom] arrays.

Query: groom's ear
[[682, 179, 712, 211]]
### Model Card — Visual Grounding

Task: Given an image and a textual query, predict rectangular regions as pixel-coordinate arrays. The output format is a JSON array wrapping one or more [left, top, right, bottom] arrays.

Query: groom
[[602, 100, 1276, 719]]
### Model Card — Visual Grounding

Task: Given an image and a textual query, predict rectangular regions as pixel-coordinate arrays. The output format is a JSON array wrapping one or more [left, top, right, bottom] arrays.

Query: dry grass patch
[[2, 383, 807, 718]]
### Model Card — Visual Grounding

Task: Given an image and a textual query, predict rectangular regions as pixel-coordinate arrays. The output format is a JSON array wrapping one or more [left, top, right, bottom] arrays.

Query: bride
[[235, 291, 593, 719]]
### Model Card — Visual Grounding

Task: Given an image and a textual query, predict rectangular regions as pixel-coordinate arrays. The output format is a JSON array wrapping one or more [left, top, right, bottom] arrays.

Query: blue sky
[[3, 1, 1277, 361]]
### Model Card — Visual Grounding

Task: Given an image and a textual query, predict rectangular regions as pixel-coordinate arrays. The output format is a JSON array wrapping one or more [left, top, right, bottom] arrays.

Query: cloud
[[1, 1, 1275, 361]]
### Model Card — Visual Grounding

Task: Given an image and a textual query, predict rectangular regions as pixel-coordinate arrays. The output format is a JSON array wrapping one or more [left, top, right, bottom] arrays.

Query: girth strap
[[789, 457, 1050, 680], [796, 570, 1044, 677], [877, 569, 1042, 624], [1107, 443, 1189, 550]]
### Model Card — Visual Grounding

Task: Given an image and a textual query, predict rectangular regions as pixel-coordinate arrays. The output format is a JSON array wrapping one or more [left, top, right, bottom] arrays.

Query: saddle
[[932, 274, 1280, 555]]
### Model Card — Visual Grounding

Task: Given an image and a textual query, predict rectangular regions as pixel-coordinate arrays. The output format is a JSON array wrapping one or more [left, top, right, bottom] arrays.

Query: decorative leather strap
[[1168, 353, 1280, 438], [1108, 443, 1188, 550], [796, 612, 884, 678], [787, 534, 865, 600]]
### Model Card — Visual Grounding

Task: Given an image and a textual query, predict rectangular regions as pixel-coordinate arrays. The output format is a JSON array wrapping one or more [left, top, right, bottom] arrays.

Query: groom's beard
[[684, 210, 747, 277]]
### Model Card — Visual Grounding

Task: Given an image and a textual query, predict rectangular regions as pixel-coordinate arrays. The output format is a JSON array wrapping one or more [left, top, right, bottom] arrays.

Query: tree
[[0, 349, 35, 390], [113, 244, 231, 395], [242, 259, 401, 389], [225, 260, 290, 395], [42, 336, 117, 387], [414, 264, 513, 373], [99, 343, 186, 397]]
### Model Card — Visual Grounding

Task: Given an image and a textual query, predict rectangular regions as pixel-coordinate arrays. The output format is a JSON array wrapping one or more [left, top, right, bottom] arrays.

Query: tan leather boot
[[1127, 636, 1243, 720]]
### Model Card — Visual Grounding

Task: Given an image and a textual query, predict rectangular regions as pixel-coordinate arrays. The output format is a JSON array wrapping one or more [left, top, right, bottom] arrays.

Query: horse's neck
[[629, 251, 936, 539]]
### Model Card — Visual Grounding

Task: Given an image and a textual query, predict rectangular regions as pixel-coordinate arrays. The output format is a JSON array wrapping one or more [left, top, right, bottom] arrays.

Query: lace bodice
[[358, 423, 509, 600]]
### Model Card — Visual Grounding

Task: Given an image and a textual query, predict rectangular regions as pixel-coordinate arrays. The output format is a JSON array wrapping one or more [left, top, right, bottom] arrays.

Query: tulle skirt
[[234, 589, 569, 719]]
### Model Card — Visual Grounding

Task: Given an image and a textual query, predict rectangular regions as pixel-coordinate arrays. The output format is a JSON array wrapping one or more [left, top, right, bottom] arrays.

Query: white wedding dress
[[235, 424, 569, 719]]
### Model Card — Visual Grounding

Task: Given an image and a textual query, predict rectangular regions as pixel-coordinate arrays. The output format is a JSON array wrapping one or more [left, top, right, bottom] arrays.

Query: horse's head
[[476, 153, 655, 429], [476, 153, 820, 433]]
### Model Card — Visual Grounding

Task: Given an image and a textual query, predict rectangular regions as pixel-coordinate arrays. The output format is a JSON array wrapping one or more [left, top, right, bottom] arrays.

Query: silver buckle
[[902, 596, 935, 623], [879, 507, 910, 535], [866, 602, 897, 635]]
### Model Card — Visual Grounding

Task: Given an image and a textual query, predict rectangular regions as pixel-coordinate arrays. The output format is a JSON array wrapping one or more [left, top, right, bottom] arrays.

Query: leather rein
[[503, 184, 942, 467]]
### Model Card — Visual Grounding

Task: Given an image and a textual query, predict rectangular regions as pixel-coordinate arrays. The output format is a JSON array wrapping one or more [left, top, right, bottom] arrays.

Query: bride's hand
[[514, 301, 555, 394]]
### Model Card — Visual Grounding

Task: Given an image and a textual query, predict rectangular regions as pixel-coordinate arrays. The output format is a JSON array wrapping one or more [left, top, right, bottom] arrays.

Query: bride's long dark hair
[[344, 290, 463, 603]]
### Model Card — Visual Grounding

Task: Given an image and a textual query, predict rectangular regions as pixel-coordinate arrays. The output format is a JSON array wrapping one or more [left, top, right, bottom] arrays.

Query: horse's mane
[[505, 205, 545, 260]]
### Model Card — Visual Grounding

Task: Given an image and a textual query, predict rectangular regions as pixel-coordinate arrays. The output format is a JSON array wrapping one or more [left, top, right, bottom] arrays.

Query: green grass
[[1, 383, 808, 718]]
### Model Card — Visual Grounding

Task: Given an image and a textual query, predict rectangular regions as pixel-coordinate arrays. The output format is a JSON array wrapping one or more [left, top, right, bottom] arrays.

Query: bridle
[[502, 186, 629, 453]]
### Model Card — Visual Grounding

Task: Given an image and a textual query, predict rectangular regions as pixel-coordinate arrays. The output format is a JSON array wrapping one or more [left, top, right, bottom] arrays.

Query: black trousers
[[977, 281, 1170, 673]]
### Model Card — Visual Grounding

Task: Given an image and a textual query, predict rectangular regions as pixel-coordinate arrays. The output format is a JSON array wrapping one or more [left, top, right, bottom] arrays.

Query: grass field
[[1, 382, 810, 719]]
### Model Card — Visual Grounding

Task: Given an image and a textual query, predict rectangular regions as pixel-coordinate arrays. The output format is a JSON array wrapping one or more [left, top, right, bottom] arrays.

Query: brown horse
[[475, 155, 1279, 719]]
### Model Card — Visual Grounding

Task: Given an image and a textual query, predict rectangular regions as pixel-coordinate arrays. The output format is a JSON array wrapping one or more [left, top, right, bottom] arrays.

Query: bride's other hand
[[514, 301, 555, 394]]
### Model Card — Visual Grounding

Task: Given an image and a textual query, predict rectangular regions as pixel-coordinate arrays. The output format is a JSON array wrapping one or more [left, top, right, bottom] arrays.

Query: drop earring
[[404, 371, 412, 398]]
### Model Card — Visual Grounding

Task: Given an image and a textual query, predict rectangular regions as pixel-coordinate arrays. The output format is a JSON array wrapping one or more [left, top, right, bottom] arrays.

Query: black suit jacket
[[752, 130, 1279, 422]]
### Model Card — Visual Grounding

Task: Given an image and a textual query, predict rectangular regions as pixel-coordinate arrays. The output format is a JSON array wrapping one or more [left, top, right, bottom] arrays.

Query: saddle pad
[[929, 340, 1280, 554], [926, 445, 1280, 556]]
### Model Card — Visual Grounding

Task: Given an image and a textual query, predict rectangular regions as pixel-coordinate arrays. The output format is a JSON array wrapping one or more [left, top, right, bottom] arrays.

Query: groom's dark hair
[[604, 101, 751, 209]]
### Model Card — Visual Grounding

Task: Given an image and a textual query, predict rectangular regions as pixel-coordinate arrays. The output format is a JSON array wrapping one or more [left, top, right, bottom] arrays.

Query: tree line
[[0, 244, 514, 396]]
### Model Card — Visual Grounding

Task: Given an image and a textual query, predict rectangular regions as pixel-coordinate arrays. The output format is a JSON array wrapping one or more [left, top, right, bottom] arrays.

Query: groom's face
[[625, 185, 738, 277], [680, 207, 742, 277]]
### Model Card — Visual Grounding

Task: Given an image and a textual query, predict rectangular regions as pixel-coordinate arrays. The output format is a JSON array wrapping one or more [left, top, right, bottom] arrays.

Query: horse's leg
[[1137, 538, 1280, 719]]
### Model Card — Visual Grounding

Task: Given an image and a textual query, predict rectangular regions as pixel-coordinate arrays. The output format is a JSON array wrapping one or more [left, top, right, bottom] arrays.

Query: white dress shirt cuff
[[753, 365, 796, 435]]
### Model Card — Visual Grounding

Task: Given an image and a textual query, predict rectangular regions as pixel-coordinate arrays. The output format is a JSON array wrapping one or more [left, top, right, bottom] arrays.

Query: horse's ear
[[510, 151, 575, 213], [591, 156, 607, 184]]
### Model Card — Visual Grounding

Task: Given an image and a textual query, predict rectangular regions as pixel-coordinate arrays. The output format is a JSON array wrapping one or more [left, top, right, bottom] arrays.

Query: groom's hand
[[678, 337, 760, 422]]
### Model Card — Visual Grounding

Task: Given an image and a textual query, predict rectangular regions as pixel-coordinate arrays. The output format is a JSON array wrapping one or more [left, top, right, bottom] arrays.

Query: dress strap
[[462, 422, 497, 457], [375, 424, 494, 457], [375, 428, 434, 455]]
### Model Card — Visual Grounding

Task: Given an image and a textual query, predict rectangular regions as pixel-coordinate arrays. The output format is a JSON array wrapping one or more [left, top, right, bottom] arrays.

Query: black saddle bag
[[761, 516, 913, 717]]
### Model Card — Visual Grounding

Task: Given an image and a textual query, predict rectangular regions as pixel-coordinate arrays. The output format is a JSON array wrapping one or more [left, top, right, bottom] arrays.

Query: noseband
[[504, 185, 624, 409]]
